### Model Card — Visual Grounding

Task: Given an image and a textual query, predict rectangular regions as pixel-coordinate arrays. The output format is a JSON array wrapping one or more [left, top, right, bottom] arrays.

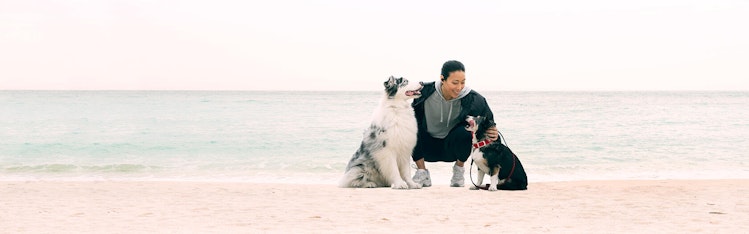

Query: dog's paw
[[363, 182, 378, 188], [407, 181, 422, 189], [391, 180, 409, 189], [488, 185, 498, 191]]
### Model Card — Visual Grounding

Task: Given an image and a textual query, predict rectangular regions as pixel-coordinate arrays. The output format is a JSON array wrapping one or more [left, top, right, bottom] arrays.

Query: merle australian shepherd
[[465, 116, 528, 191], [339, 76, 423, 189]]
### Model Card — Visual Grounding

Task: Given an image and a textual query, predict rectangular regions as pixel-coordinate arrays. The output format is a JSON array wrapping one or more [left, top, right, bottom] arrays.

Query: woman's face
[[440, 71, 466, 100]]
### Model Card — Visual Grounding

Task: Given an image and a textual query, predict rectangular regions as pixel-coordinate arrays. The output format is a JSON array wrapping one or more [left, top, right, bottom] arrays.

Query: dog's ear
[[383, 76, 395, 88], [384, 76, 398, 98], [474, 116, 489, 139], [487, 119, 496, 128], [474, 116, 483, 125]]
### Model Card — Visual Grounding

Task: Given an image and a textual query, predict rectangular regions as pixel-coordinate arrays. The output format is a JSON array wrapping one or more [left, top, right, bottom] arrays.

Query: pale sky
[[1, 0, 748, 91]]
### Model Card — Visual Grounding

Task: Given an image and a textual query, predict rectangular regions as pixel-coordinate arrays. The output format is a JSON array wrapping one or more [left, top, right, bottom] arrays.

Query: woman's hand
[[485, 126, 499, 141]]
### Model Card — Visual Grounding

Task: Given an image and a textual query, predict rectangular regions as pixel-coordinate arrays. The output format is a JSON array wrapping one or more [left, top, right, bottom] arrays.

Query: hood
[[424, 81, 472, 138]]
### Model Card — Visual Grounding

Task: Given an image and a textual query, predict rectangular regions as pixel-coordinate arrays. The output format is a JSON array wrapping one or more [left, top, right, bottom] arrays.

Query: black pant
[[412, 125, 472, 162]]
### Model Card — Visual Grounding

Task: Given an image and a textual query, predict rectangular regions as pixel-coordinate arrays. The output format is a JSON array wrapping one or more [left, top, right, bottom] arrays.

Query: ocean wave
[[2, 163, 161, 173]]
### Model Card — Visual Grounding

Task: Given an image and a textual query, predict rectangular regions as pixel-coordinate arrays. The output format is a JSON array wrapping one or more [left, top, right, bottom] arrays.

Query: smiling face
[[440, 70, 465, 101]]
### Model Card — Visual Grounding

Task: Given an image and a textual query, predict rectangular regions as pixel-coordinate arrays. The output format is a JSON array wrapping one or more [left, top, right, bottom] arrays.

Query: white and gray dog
[[339, 76, 423, 189]]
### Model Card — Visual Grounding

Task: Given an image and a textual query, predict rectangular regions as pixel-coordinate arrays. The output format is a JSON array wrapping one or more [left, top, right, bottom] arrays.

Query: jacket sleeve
[[471, 93, 494, 124], [478, 95, 495, 125]]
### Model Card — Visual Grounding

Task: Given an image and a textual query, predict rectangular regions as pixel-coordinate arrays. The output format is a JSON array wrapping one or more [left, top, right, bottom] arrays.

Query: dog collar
[[472, 139, 492, 149]]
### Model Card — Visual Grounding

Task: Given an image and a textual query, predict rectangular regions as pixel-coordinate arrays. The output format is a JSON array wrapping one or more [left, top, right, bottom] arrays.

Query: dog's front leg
[[471, 169, 486, 190], [370, 151, 409, 189], [489, 173, 499, 191], [380, 156, 408, 189], [398, 155, 421, 189]]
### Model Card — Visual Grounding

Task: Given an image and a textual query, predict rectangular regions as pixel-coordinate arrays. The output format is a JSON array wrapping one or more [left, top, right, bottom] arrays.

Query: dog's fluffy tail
[[339, 167, 379, 188], [338, 168, 362, 188]]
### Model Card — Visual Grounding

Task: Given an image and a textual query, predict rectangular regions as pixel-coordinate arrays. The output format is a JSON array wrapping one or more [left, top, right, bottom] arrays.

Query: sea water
[[1, 91, 747, 184]]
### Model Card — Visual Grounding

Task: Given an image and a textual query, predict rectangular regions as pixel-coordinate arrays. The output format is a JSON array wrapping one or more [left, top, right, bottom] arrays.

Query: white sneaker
[[450, 164, 465, 187], [412, 169, 432, 187]]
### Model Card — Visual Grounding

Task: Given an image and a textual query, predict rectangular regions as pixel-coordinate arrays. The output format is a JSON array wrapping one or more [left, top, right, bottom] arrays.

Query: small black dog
[[465, 116, 528, 191]]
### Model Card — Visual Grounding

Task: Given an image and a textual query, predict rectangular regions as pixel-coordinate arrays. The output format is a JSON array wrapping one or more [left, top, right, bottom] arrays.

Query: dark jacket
[[412, 82, 495, 138]]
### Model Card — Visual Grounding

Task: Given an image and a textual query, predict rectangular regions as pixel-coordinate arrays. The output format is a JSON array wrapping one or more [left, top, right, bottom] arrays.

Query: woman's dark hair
[[441, 60, 465, 81]]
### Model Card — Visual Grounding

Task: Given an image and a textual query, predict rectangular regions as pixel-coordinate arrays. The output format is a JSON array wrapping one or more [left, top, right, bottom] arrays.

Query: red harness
[[472, 139, 492, 149], [471, 130, 492, 150]]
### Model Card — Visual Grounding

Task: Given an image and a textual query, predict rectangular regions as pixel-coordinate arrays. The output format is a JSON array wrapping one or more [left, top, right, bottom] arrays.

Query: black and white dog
[[465, 116, 528, 191], [339, 76, 423, 189]]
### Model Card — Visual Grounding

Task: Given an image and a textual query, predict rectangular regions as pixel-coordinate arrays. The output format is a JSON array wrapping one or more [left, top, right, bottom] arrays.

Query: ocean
[[1, 90, 748, 185]]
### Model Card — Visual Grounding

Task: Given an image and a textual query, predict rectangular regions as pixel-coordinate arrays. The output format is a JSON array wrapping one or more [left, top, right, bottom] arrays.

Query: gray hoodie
[[424, 81, 472, 138]]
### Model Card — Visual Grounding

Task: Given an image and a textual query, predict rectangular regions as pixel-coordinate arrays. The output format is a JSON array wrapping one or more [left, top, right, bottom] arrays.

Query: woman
[[411, 60, 499, 187]]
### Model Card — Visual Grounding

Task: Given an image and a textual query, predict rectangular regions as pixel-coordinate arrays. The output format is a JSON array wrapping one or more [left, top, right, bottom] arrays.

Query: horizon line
[[2, 89, 748, 92]]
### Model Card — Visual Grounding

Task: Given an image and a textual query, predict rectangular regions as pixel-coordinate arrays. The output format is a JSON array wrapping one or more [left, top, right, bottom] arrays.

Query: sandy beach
[[1, 179, 747, 233]]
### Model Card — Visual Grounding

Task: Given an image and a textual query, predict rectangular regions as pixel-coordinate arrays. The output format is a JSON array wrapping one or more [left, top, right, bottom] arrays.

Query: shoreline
[[2, 179, 747, 233]]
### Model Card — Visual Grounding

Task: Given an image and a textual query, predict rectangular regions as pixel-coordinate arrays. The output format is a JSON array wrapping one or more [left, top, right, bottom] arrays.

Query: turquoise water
[[1, 91, 748, 184]]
